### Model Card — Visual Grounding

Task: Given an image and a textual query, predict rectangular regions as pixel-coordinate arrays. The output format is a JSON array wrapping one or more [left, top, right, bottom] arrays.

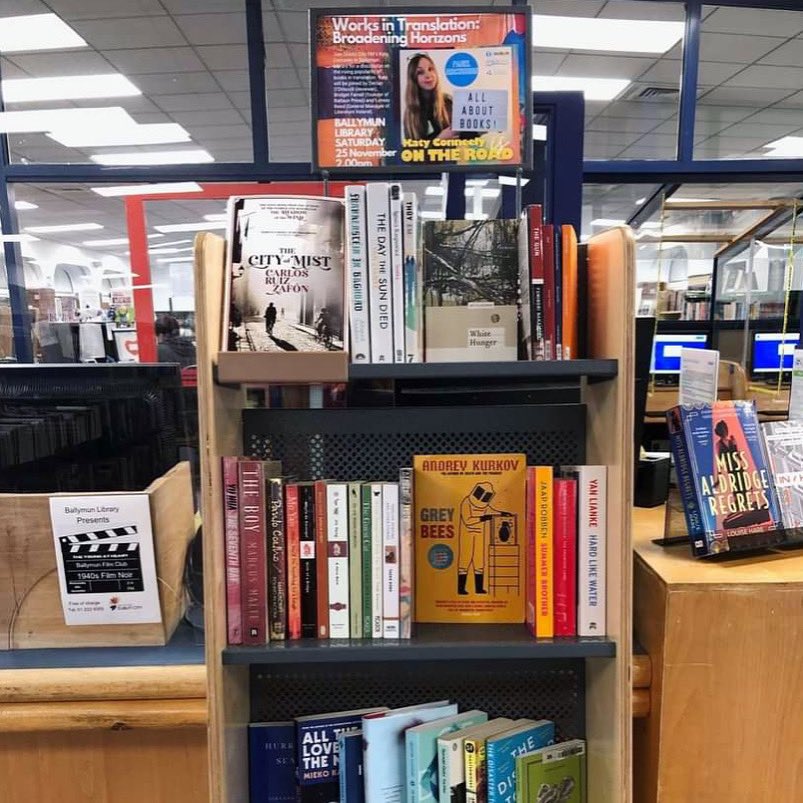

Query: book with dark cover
[[553, 477, 577, 637], [267, 477, 286, 641], [314, 480, 330, 638], [518, 204, 545, 360], [298, 482, 318, 638], [222, 456, 242, 645], [542, 225, 556, 361], [338, 729, 364, 803], [239, 459, 267, 644], [295, 707, 385, 802], [667, 401, 783, 557], [248, 721, 295, 802]]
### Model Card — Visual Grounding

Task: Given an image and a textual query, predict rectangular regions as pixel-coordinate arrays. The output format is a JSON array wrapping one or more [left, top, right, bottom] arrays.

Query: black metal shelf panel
[[225, 625, 615, 665]]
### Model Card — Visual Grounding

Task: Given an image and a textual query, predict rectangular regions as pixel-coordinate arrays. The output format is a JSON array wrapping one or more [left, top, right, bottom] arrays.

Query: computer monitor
[[650, 333, 709, 376], [751, 332, 800, 377]]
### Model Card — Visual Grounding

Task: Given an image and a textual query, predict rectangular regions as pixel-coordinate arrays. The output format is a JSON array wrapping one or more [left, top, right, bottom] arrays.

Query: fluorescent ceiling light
[[91, 149, 214, 166], [532, 123, 548, 141], [591, 218, 626, 227], [91, 181, 203, 198], [636, 197, 646, 205], [533, 14, 684, 55], [465, 212, 489, 220], [49, 123, 190, 148], [763, 136, 803, 157], [533, 75, 629, 102], [4, 74, 140, 104], [149, 234, 164, 238], [14, 200, 37, 210], [464, 188, 501, 198], [153, 220, 226, 233], [420, 210, 442, 219], [0, 13, 87, 53], [498, 176, 530, 187], [83, 238, 129, 247], [0, 233, 38, 243], [203, 213, 227, 222], [425, 186, 444, 196], [159, 256, 194, 264], [148, 248, 181, 255], [639, 221, 663, 230], [0, 106, 134, 134], [465, 179, 488, 187], [26, 222, 103, 234]]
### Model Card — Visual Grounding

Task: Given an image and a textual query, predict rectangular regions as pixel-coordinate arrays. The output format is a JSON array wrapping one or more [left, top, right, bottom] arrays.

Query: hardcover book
[[667, 401, 783, 556], [422, 219, 519, 362], [414, 454, 527, 624], [407, 710, 488, 803], [363, 701, 457, 803], [761, 420, 803, 542], [223, 195, 345, 353], [222, 456, 242, 645], [338, 729, 364, 803], [486, 720, 554, 803], [296, 707, 386, 802], [248, 721, 295, 803], [515, 739, 585, 803]]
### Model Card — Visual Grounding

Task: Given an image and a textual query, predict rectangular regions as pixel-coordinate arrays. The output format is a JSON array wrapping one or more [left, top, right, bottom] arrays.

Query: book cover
[[515, 739, 585, 803], [414, 454, 527, 624], [267, 477, 286, 641], [667, 401, 783, 556], [518, 205, 544, 361], [542, 225, 556, 361], [402, 192, 421, 363], [389, 182, 406, 363], [524, 467, 536, 638], [326, 482, 350, 638], [345, 185, 371, 363], [361, 483, 374, 638], [561, 224, 578, 360], [399, 467, 414, 639], [370, 482, 384, 638], [407, 710, 487, 803], [348, 482, 364, 638], [285, 482, 302, 640], [296, 707, 386, 802], [248, 721, 295, 803], [299, 482, 318, 638], [535, 466, 554, 639], [223, 195, 345, 353], [366, 182, 394, 363], [439, 719, 514, 803], [554, 226, 563, 360], [553, 477, 577, 637], [363, 701, 457, 802], [761, 420, 803, 542], [314, 480, 330, 638], [464, 719, 519, 803], [486, 720, 555, 803], [338, 730, 364, 803], [222, 456, 242, 645], [565, 465, 607, 636], [422, 219, 519, 362], [239, 460, 267, 644], [382, 482, 400, 638]]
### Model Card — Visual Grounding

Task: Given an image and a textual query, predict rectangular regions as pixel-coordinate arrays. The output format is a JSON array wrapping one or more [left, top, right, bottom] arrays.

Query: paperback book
[[248, 722, 295, 803], [486, 719, 554, 803], [515, 739, 585, 803], [761, 419, 803, 543]]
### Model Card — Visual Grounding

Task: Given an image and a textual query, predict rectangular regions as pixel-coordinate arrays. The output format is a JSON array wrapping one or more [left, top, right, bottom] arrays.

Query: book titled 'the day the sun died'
[[667, 400, 783, 557]]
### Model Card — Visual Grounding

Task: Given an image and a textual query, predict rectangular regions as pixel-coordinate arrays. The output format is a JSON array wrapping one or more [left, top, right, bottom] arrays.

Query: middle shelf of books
[[196, 225, 635, 803]]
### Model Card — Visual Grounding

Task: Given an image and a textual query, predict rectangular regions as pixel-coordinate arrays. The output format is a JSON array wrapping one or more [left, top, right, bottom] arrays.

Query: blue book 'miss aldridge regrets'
[[486, 719, 555, 803], [248, 722, 295, 803]]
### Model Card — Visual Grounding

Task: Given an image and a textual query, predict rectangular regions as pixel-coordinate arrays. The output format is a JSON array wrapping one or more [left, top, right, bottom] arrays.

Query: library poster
[[49, 494, 161, 625], [310, 6, 531, 172]]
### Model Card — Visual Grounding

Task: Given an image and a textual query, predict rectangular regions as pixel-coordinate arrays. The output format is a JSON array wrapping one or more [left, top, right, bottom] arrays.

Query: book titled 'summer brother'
[[223, 195, 345, 354], [667, 401, 782, 557]]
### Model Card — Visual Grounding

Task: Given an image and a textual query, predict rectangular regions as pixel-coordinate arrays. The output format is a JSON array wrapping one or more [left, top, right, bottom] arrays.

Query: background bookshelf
[[195, 226, 634, 803]]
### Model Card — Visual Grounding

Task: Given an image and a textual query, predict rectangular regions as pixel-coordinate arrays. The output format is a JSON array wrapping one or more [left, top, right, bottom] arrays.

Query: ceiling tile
[[196, 44, 248, 71], [173, 13, 246, 46], [724, 65, 803, 90], [703, 7, 803, 38], [599, 100, 676, 121], [135, 72, 221, 95], [190, 123, 251, 140], [267, 89, 309, 109], [71, 16, 184, 49], [740, 107, 803, 125], [7, 50, 113, 76], [774, 91, 803, 109], [597, 1, 683, 22], [698, 86, 795, 106], [128, 111, 172, 124], [0, 59, 28, 79], [697, 62, 747, 87], [228, 91, 252, 110], [693, 105, 754, 123], [266, 42, 292, 70], [758, 38, 803, 67], [155, 92, 234, 112], [266, 68, 301, 90], [161, 0, 243, 10], [214, 70, 249, 92], [558, 54, 654, 80], [532, 51, 567, 75], [529, 0, 606, 16], [276, 11, 308, 43], [700, 33, 784, 64], [636, 58, 681, 87], [718, 122, 803, 141], [170, 109, 241, 127], [262, 12, 284, 44], [268, 106, 310, 123], [0, 0, 50, 14], [587, 116, 662, 135], [103, 47, 206, 75], [43, 0, 164, 19]]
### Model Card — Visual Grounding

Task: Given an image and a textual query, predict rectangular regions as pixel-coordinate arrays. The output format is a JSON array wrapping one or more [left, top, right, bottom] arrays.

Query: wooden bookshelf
[[195, 226, 635, 803]]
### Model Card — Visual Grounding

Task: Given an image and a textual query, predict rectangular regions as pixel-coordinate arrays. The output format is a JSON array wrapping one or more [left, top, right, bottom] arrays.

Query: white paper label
[[679, 347, 719, 406], [49, 495, 162, 626], [790, 350, 803, 421], [467, 326, 505, 352]]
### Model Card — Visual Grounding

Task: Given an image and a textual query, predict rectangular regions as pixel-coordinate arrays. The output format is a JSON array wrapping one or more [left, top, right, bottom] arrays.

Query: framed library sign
[[310, 6, 532, 173]]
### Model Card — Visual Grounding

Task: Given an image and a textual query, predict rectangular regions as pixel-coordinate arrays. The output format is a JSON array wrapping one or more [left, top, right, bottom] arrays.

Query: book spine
[[366, 182, 393, 363], [576, 466, 607, 637], [327, 483, 350, 638], [553, 477, 577, 637], [370, 483, 384, 638], [314, 480, 330, 639], [238, 460, 267, 645], [285, 484, 301, 640], [561, 225, 577, 360], [222, 457, 242, 645], [528, 206, 545, 361], [525, 466, 536, 637], [437, 740, 453, 802], [348, 482, 363, 639], [554, 226, 563, 360], [485, 743, 498, 803], [345, 185, 371, 363], [399, 467, 414, 639], [299, 484, 317, 638], [390, 183, 406, 363], [465, 738, 482, 803], [267, 477, 286, 641], [407, 731, 419, 803], [535, 466, 554, 638], [339, 734, 348, 803], [402, 192, 420, 363], [361, 484, 373, 637], [542, 225, 556, 361], [382, 482, 400, 638]]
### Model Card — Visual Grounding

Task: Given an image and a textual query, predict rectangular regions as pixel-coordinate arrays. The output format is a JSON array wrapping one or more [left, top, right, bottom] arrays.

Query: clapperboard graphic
[[59, 525, 145, 594]]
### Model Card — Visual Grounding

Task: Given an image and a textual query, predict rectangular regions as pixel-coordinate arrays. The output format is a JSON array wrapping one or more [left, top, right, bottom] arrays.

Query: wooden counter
[[645, 385, 790, 424], [633, 506, 803, 802]]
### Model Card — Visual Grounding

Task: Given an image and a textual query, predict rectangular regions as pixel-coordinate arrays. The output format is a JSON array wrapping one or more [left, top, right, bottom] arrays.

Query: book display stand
[[195, 223, 636, 802]]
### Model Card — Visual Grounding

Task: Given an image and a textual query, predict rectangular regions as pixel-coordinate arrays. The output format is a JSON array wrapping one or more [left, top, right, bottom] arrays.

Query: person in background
[[155, 313, 196, 367]]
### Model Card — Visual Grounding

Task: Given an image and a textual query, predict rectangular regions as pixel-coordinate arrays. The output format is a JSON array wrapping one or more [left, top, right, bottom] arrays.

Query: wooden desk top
[[645, 386, 790, 421], [633, 505, 803, 588]]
